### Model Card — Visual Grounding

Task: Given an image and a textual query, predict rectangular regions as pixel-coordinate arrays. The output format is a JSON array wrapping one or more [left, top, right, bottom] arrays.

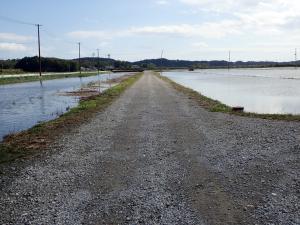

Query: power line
[[0, 15, 35, 26], [0, 41, 36, 45], [0, 16, 120, 62], [80, 44, 97, 54], [0, 15, 43, 76], [42, 28, 76, 45]]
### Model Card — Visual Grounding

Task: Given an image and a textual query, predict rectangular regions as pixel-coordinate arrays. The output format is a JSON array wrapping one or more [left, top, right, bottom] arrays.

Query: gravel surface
[[0, 71, 299, 225]]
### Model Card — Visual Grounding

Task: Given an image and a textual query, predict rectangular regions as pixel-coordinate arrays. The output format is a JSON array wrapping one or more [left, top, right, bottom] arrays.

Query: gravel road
[[0, 71, 299, 225]]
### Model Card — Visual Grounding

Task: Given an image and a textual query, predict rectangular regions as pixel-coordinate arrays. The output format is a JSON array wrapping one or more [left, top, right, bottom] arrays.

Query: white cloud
[[129, 20, 241, 38], [65, 0, 300, 62], [192, 42, 208, 48], [68, 21, 241, 41], [0, 33, 33, 42], [69, 1, 300, 41], [179, 0, 300, 31], [0, 42, 28, 52], [180, 0, 278, 11], [156, 0, 169, 5], [66, 0, 300, 44], [180, 0, 231, 9]]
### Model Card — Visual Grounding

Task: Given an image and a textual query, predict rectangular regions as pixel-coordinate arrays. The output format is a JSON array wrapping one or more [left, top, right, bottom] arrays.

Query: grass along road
[[158, 73, 300, 121], [0, 71, 299, 224], [0, 73, 142, 163]]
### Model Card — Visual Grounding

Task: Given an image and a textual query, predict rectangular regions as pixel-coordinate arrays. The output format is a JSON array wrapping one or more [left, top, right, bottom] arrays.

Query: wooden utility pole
[[107, 54, 111, 87], [36, 24, 42, 76], [228, 50, 231, 70], [0, 59, 3, 74], [78, 42, 81, 74], [160, 50, 164, 75], [97, 49, 101, 92], [97, 49, 100, 74], [107, 53, 111, 71], [295, 48, 298, 69]]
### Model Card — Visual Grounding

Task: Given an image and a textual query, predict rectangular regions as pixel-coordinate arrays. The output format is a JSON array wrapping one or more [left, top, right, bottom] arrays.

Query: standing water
[[164, 68, 300, 115], [0, 73, 130, 141]]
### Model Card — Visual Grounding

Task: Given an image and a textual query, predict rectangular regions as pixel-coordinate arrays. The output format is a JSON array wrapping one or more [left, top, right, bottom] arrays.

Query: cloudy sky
[[0, 0, 299, 61]]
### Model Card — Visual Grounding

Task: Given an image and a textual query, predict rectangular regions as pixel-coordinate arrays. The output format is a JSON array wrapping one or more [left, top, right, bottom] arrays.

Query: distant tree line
[[78, 57, 131, 70], [15, 57, 77, 72], [134, 58, 300, 69], [1, 56, 299, 73], [0, 59, 18, 70], [1, 56, 135, 73], [5, 57, 132, 73]]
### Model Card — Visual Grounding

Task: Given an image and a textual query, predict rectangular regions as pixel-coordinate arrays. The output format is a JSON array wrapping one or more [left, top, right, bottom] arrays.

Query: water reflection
[[164, 68, 300, 115], [0, 73, 129, 140]]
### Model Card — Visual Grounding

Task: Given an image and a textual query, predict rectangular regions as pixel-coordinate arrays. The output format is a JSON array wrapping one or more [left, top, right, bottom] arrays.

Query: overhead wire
[[0, 15, 150, 60], [42, 28, 76, 45], [0, 15, 36, 26]]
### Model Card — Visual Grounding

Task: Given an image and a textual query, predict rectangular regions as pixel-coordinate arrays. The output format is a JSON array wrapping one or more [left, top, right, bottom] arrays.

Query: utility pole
[[36, 24, 42, 76], [78, 42, 81, 74], [97, 49, 100, 74], [97, 49, 100, 92], [228, 50, 231, 70], [0, 59, 3, 74], [107, 53, 111, 71], [295, 48, 298, 69], [108, 54, 111, 87], [160, 50, 164, 75]]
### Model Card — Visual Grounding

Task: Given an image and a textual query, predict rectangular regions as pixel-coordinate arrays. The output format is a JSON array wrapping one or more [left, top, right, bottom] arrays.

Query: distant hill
[[133, 58, 299, 69], [1, 56, 299, 73]]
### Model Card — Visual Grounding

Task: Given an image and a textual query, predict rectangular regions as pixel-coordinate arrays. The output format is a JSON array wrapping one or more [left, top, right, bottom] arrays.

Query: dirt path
[[0, 71, 299, 225]]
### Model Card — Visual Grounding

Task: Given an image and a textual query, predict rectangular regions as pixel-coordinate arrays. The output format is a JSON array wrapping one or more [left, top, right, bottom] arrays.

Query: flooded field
[[164, 67, 300, 115], [0, 73, 130, 140]]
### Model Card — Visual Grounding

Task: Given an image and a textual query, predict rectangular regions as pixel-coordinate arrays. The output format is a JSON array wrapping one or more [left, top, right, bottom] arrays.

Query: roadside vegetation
[[0, 73, 142, 163], [157, 73, 300, 122], [1, 56, 134, 74], [0, 69, 25, 75], [0, 72, 103, 85]]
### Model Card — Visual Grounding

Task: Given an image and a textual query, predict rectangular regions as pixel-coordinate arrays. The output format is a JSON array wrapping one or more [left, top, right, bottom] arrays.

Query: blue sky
[[0, 0, 300, 61]]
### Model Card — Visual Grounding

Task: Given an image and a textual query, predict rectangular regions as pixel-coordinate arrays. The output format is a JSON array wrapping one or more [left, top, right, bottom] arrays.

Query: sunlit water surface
[[164, 68, 300, 115], [0, 73, 130, 140]]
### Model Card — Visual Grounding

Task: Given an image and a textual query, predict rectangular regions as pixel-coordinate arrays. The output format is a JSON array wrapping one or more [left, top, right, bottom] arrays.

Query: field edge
[[157, 72, 300, 122], [0, 72, 143, 163]]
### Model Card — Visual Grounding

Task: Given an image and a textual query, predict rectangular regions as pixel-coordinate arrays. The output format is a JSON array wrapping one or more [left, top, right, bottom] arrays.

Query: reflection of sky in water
[[164, 68, 300, 115], [0, 73, 128, 140]]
